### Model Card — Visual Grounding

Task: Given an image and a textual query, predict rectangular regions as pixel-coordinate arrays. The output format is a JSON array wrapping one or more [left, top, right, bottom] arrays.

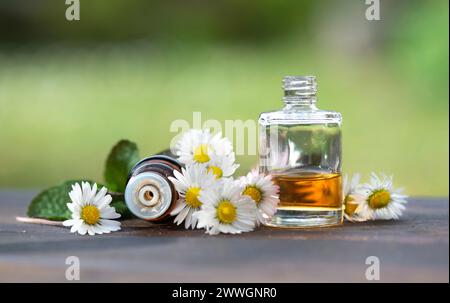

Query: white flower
[[174, 129, 233, 166], [240, 169, 279, 225], [63, 182, 121, 236], [355, 173, 408, 220], [206, 153, 239, 180], [195, 178, 256, 235], [168, 165, 216, 229], [343, 173, 370, 222]]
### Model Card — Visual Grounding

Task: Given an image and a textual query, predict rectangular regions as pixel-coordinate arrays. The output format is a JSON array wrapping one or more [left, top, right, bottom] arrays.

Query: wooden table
[[0, 191, 448, 282]]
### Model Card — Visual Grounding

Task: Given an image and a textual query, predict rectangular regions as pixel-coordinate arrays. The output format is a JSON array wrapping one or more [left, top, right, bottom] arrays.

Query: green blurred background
[[0, 0, 448, 196]]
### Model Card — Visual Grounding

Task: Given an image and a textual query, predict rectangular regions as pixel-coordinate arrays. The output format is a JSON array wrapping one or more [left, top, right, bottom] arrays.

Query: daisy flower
[[206, 153, 239, 180], [196, 178, 256, 235], [168, 165, 216, 229], [240, 169, 279, 225], [342, 173, 369, 222], [63, 182, 121, 236], [174, 129, 233, 166], [356, 173, 408, 220]]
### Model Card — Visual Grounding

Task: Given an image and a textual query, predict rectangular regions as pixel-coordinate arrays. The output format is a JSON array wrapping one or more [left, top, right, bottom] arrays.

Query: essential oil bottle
[[125, 154, 182, 222], [258, 76, 343, 228]]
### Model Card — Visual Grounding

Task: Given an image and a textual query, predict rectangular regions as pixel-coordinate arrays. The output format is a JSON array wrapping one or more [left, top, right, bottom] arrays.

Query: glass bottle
[[258, 76, 343, 228], [125, 154, 182, 222]]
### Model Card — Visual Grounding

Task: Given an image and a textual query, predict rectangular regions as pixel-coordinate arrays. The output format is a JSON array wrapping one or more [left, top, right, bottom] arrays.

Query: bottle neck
[[283, 95, 318, 110], [282, 76, 317, 110]]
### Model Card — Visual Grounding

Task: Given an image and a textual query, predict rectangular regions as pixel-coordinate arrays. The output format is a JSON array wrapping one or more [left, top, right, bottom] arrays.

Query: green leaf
[[27, 180, 94, 221], [104, 139, 140, 193]]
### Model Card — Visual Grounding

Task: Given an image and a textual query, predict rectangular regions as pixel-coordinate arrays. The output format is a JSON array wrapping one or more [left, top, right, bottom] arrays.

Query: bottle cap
[[125, 171, 174, 221], [283, 76, 317, 96], [124, 155, 181, 221]]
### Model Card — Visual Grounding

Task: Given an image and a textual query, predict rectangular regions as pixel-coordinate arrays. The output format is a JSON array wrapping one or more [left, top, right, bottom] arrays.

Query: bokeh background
[[0, 0, 448, 196]]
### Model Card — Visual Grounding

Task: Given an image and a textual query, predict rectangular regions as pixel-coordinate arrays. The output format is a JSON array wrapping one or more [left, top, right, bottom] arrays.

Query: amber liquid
[[273, 169, 343, 211]]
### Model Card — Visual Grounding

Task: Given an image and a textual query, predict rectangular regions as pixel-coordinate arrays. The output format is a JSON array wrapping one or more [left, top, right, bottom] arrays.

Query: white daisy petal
[[168, 176, 188, 193], [176, 206, 190, 224], [62, 219, 76, 227], [70, 183, 83, 205], [92, 225, 104, 235], [70, 221, 83, 233], [67, 203, 75, 213], [97, 194, 113, 209], [170, 199, 187, 216], [92, 187, 108, 205], [87, 183, 97, 203], [185, 210, 193, 229], [69, 191, 80, 206], [100, 219, 121, 231], [77, 224, 88, 235], [87, 226, 95, 236], [100, 207, 121, 219], [190, 212, 198, 229], [81, 182, 91, 205]]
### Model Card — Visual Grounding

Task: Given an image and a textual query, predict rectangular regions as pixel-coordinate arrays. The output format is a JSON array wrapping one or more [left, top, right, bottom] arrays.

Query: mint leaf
[[104, 140, 140, 193], [27, 180, 94, 221]]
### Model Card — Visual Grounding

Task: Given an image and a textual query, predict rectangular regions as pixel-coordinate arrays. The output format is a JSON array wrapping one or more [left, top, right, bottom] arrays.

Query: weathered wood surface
[[0, 191, 448, 282]]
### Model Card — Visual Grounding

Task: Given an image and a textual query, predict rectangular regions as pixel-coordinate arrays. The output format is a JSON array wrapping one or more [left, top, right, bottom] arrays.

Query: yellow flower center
[[242, 186, 262, 204], [207, 166, 223, 179], [216, 200, 237, 224], [185, 187, 202, 208], [81, 205, 100, 225], [368, 189, 391, 209], [193, 144, 210, 163], [344, 195, 358, 216]]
